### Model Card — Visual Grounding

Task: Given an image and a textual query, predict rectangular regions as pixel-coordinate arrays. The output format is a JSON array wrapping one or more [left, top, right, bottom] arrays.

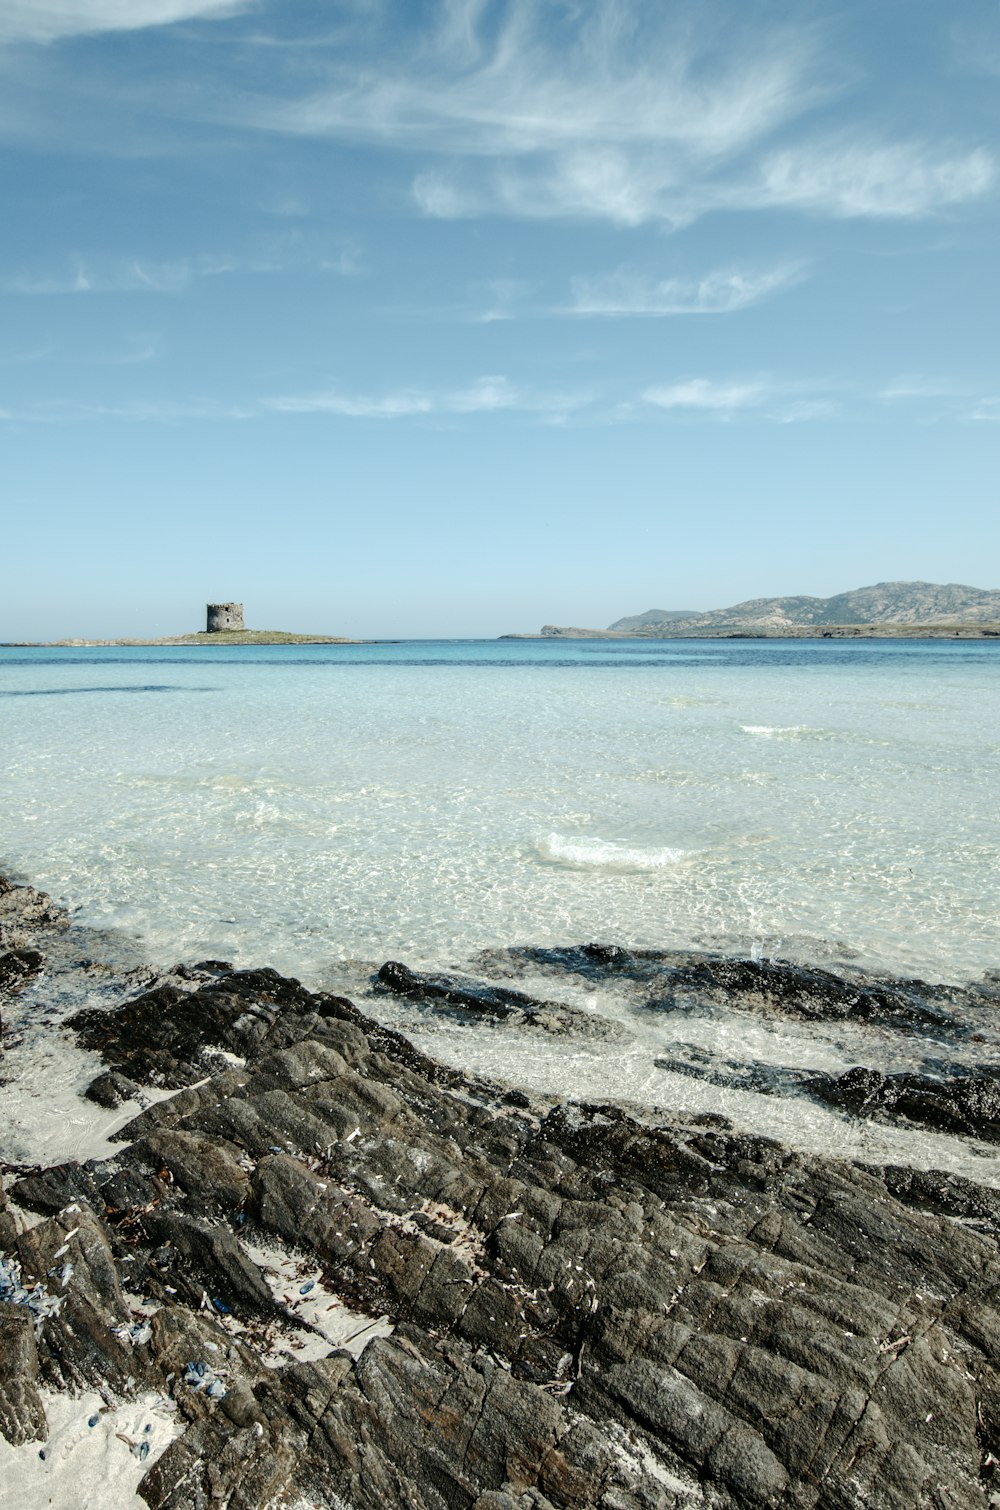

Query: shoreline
[[503, 622, 1000, 639], [1, 630, 361, 648], [4, 871, 1000, 1506]]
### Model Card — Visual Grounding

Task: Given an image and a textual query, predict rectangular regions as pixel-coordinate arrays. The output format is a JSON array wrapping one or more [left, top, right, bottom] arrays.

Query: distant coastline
[[1, 630, 360, 648], [502, 623, 1000, 640], [503, 579, 1000, 641]]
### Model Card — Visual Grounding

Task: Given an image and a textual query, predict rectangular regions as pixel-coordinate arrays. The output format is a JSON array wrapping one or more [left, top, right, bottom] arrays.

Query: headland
[[504, 579, 1000, 639]]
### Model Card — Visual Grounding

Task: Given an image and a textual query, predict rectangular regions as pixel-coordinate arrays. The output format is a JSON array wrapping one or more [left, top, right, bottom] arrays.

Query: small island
[[3, 602, 359, 648]]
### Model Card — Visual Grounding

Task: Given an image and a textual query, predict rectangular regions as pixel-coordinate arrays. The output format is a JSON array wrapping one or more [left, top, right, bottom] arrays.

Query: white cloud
[[0, 1, 248, 45], [273, 3, 814, 161], [245, 1, 830, 229], [753, 139, 995, 219], [569, 263, 804, 316], [642, 378, 771, 412], [266, 374, 589, 420], [229, 4, 993, 228], [5, 255, 240, 294]]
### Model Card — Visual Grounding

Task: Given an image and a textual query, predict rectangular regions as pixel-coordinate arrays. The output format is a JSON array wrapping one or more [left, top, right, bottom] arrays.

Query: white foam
[[535, 833, 690, 872], [740, 724, 830, 739]]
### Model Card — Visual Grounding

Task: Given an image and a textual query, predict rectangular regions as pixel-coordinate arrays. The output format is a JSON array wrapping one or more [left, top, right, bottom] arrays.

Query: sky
[[1, 0, 998, 638]]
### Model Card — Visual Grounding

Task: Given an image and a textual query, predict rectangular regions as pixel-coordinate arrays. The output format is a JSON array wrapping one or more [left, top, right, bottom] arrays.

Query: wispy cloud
[[0, 1, 248, 45], [4, 254, 241, 295], [879, 374, 1000, 423], [752, 139, 995, 219], [223, 1, 993, 230], [2, 242, 359, 295], [569, 263, 804, 317], [642, 378, 772, 413], [240, 1, 839, 230], [265, 374, 589, 420]]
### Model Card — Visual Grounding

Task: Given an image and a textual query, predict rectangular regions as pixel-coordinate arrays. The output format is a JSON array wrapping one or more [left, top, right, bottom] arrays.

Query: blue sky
[[1, 0, 998, 638]]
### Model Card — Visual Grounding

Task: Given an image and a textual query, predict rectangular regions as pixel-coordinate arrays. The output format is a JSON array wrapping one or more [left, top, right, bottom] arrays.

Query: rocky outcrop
[[5, 879, 1000, 1505], [0, 875, 67, 949], [0, 918, 999, 1507]]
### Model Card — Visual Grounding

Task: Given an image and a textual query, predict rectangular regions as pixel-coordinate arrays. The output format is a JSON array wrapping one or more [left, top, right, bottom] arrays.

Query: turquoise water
[[2, 638, 997, 985]]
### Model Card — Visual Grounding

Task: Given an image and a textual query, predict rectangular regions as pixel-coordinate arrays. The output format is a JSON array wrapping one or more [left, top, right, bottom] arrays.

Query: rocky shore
[[4, 875, 1000, 1508]]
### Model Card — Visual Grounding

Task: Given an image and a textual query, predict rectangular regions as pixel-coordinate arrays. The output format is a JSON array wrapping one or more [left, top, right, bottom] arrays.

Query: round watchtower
[[206, 602, 245, 633]]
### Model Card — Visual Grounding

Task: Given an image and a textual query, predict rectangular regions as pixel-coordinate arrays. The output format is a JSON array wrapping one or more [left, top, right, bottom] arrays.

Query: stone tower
[[206, 602, 245, 633]]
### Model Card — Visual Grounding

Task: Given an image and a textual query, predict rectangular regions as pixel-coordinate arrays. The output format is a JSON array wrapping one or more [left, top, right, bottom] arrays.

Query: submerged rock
[[806, 1064, 1000, 1142], [375, 960, 629, 1040], [489, 943, 978, 1031]]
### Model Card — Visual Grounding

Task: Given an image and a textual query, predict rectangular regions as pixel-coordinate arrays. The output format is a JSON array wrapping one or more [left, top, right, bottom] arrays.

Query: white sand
[[0, 1390, 179, 1510]]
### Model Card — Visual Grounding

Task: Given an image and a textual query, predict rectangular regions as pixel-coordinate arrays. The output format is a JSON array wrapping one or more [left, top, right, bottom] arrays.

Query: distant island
[[503, 581, 1000, 639], [3, 601, 359, 648]]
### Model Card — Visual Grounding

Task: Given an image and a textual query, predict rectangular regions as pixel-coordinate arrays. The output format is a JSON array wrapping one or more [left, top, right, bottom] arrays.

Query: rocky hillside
[[607, 581, 1000, 634], [609, 609, 701, 630]]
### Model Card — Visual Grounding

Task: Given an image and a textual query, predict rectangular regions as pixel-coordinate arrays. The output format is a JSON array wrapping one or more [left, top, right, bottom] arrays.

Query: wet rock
[[0, 948, 44, 997], [655, 956, 958, 1030], [84, 1069, 143, 1108], [492, 943, 977, 1033], [69, 968, 333, 1087], [807, 1064, 1000, 1142], [375, 960, 628, 1040], [0, 876, 67, 947]]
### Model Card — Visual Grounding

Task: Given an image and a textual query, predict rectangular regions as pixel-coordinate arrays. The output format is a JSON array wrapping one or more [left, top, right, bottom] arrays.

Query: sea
[[2, 636, 999, 1179]]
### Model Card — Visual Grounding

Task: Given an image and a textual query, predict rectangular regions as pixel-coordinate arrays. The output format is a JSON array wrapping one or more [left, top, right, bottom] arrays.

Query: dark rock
[[0, 948, 44, 996], [807, 1064, 1000, 1142], [84, 1069, 142, 1108], [0, 1302, 47, 1445], [11, 1162, 102, 1217], [139, 1210, 275, 1316], [69, 968, 333, 1087], [656, 956, 957, 1029], [4, 947, 998, 1507], [0, 876, 67, 947], [493, 943, 979, 1033], [375, 960, 627, 1040]]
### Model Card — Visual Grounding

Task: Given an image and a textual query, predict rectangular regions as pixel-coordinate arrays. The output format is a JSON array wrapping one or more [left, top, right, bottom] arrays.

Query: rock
[[374, 960, 628, 1040], [806, 1064, 1000, 1142], [69, 968, 333, 1087], [0, 876, 67, 947], [0, 948, 44, 996], [1, 945, 996, 1506], [84, 1069, 142, 1108], [0, 1302, 47, 1445]]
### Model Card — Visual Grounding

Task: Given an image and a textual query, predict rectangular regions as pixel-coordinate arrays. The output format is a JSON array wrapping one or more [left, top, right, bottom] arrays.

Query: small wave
[[535, 833, 689, 872], [740, 724, 834, 740]]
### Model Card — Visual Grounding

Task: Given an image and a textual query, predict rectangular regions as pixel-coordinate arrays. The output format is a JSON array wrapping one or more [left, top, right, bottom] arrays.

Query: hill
[[603, 581, 1000, 635]]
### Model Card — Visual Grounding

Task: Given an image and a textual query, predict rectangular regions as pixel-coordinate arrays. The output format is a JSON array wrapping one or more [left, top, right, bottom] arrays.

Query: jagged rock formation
[[605, 581, 1000, 635], [4, 881, 1000, 1505]]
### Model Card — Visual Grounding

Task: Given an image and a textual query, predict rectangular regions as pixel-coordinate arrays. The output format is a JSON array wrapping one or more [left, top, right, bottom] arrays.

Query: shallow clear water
[[2, 638, 997, 983], [3, 637, 1000, 1177]]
